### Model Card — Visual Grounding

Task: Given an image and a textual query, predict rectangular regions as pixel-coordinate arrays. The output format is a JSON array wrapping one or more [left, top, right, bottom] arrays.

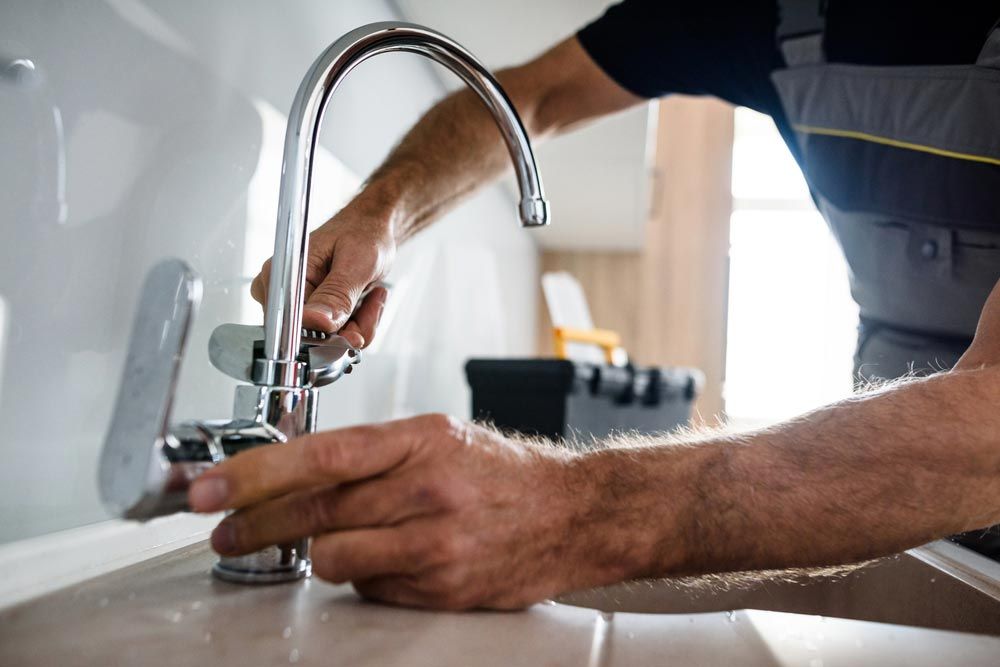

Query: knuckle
[[418, 413, 461, 436], [410, 481, 449, 510], [412, 478, 464, 512], [298, 491, 337, 532], [305, 439, 350, 476], [423, 529, 467, 567]]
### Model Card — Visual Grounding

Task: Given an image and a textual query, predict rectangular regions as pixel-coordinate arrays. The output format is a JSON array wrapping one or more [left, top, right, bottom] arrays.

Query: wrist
[[343, 176, 415, 244], [561, 448, 675, 588]]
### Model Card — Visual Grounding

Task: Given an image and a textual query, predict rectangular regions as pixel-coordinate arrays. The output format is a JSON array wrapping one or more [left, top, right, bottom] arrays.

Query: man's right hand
[[250, 208, 393, 349]]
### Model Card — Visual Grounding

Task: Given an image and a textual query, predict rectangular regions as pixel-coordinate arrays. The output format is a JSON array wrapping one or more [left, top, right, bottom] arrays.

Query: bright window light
[[725, 108, 858, 428]]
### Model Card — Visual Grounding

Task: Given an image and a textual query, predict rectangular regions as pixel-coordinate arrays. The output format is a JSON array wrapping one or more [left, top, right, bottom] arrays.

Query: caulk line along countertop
[[2, 543, 999, 666]]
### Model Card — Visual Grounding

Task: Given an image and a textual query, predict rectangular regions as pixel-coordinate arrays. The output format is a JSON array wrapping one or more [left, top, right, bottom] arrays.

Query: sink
[[557, 540, 1000, 636], [3, 540, 1000, 665]]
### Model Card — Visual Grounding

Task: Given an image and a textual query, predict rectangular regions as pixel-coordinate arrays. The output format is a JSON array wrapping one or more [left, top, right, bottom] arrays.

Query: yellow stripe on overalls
[[792, 124, 1000, 168]]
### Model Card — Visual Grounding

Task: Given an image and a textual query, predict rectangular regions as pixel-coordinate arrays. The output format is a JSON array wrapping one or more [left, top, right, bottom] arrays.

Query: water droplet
[[190, 601, 203, 611], [726, 611, 737, 623], [288, 648, 300, 663], [319, 612, 330, 623], [98, 597, 109, 608], [542, 600, 556, 606], [204, 632, 213, 643], [282, 626, 292, 639], [930, 577, 937, 584], [171, 611, 183, 623], [226, 240, 236, 249]]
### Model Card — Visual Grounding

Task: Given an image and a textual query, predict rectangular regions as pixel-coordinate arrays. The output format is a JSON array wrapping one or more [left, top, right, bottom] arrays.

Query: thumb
[[303, 246, 377, 333]]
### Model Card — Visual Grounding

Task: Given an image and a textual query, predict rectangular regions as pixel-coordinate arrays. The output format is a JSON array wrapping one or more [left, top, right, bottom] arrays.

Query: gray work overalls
[[772, 23, 1000, 383], [771, 14, 1000, 556]]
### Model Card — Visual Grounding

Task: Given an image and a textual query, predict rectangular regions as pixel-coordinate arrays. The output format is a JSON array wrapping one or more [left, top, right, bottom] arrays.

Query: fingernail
[[211, 522, 236, 555], [189, 477, 229, 511]]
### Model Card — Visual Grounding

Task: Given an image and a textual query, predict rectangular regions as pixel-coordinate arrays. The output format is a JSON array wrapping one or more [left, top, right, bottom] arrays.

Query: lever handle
[[99, 259, 205, 519], [209, 324, 359, 388], [209, 282, 379, 387]]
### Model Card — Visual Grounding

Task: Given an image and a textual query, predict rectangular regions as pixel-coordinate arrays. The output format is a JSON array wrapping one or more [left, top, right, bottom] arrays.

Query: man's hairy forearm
[[341, 37, 641, 243], [576, 366, 1000, 583], [358, 80, 539, 243]]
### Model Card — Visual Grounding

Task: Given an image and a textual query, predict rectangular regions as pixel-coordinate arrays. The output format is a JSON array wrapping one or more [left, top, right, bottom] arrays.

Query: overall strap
[[777, 0, 826, 66]]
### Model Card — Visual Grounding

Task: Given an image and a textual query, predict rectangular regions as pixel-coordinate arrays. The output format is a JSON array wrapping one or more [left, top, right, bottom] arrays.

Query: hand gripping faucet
[[98, 23, 549, 584]]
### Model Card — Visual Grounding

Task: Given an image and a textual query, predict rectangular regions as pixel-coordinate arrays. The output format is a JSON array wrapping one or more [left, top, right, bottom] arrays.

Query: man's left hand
[[188, 414, 612, 610]]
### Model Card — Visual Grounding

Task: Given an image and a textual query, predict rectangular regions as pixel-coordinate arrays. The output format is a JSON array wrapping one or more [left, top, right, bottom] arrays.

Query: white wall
[[0, 0, 540, 543]]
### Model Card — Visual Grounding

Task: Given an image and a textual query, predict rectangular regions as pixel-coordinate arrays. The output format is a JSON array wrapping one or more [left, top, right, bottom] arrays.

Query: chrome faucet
[[98, 22, 549, 585]]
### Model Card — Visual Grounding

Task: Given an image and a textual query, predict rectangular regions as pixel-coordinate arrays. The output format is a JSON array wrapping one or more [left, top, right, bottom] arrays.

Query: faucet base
[[212, 557, 311, 584], [211, 538, 312, 584]]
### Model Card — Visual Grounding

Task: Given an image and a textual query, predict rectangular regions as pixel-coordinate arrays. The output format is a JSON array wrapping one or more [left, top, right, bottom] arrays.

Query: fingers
[[339, 286, 388, 349], [250, 259, 271, 306], [352, 577, 433, 609], [352, 577, 481, 611], [210, 473, 443, 556], [188, 422, 415, 512], [310, 524, 433, 584], [303, 243, 382, 333]]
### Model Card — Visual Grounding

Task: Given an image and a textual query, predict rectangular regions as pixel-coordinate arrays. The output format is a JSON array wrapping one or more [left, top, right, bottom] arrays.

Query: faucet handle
[[99, 259, 205, 519], [207, 323, 258, 384], [209, 324, 359, 388], [303, 332, 360, 387]]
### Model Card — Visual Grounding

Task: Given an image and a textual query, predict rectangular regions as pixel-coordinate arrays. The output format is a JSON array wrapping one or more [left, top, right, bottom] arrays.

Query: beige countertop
[[2, 542, 999, 666]]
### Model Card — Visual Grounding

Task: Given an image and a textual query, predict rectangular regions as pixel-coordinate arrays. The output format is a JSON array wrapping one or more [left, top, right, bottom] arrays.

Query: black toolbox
[[465, 359, 702, 442]]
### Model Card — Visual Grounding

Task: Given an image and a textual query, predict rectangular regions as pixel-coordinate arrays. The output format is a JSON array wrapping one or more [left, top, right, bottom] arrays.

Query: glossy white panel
[[0, 1, 539, 543]]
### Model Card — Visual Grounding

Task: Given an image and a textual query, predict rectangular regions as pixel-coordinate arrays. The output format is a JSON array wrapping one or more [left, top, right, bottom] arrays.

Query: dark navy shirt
[[577, 1, 999, 160]]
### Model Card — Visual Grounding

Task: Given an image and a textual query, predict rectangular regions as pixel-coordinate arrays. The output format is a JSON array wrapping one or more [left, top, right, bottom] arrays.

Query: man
[[187, 1, 1000, 610]]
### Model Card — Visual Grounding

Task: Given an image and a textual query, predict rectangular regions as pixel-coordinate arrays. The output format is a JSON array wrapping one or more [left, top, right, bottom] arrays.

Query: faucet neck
[[261, 22, 549, 387]]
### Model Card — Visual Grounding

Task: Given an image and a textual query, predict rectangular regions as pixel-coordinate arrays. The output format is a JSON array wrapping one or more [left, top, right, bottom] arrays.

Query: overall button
[[920, 239, 939, 260]]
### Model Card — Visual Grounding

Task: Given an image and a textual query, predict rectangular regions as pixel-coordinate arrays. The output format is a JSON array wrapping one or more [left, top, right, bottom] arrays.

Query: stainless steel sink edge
[[910, 540, 1000, 602]]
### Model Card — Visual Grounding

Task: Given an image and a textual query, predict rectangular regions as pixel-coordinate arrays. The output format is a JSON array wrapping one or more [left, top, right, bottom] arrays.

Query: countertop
[[2, 542, 999, 666]]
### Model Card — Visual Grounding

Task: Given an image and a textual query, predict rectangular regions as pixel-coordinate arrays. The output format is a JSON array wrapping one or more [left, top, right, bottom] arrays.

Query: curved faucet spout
[[261, 22, 550, 387]]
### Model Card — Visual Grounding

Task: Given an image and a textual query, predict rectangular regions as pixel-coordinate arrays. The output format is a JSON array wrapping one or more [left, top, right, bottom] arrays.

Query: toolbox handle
[[553, 327, 623, 365]]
